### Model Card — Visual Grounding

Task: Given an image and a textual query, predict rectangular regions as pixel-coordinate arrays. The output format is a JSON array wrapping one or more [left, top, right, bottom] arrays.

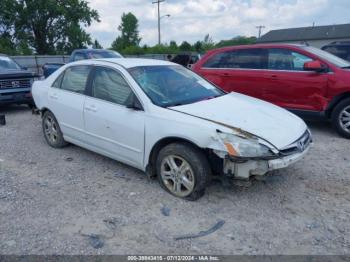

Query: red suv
[[192, 44, 350, 138]]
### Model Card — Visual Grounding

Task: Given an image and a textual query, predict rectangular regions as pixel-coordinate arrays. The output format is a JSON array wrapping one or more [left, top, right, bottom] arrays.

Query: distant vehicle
[[322, 41, 350, 62], [171, 52, 201, 68], [0, 54, 38, 107], [193, 44, 350, 138], [32, 58, 311, 200], [42, 49, 123, 78]]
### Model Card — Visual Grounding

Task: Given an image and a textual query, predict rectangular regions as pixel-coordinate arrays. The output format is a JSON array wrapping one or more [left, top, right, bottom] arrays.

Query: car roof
[[73, 49, 119, 53], [208, 43, 308, 53], [92, 58, 175, 68]]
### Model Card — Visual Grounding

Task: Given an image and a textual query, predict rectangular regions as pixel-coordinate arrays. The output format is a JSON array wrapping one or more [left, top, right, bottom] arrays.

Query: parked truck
[[0, 54, 39, 107], [42, 49, 123, 78]]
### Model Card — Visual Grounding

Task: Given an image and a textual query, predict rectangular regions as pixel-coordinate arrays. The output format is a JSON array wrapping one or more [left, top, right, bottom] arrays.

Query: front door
[[83, 66, 145, 168], [263, 48, 329, 111]]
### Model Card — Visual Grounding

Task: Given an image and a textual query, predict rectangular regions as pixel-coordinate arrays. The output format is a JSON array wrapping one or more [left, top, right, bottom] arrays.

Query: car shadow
[[0, 104, 31, 114]]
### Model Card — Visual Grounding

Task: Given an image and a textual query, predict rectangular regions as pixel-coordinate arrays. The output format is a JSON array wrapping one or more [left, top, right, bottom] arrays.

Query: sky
[[86, 0, 350, 48]]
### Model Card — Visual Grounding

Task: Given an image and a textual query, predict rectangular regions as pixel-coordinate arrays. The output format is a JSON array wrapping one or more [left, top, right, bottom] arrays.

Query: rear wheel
[[156, 143, 211, 201], [331, 98, 350, 139], [42, 111, 68, 148]]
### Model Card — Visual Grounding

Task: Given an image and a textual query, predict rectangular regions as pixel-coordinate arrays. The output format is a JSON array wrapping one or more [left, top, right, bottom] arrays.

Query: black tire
[[27, 103, 36, 109], [42, 111, 68, 148], [331, 98, 350, 139], [156, 142, 211, 201]]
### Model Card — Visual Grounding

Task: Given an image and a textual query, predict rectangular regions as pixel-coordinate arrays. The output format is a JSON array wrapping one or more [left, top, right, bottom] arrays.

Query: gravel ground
[[0, 105, 349, 255]]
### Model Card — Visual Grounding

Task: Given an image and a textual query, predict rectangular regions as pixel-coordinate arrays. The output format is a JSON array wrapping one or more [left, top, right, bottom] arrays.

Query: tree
[[193, 41, 203, 52], [0, 0, 99, 54], [92, 39, 103, 49], [215, 36, 257, 48], [111, 12, 141, 51], [202, 34, 215, 50], [179, 41, 192, 51]]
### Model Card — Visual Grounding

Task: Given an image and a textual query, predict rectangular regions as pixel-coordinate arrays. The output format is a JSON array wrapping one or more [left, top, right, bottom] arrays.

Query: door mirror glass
[[303, 60, 326, 72]]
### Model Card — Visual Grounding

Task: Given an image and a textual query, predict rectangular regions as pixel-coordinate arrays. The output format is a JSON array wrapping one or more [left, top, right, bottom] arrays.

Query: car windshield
[[302, 46, 350, 68], [89, 51, 122, 59], [0, 56, 21, 70], [128, 65, 225, 107]]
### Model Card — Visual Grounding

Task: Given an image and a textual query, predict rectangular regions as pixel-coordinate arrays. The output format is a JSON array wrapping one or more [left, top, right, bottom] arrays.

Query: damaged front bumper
[[223, 144, 311, 180]]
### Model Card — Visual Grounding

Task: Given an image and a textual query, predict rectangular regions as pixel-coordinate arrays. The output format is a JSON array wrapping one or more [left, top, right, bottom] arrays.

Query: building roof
[[258, 23, 350, 43]]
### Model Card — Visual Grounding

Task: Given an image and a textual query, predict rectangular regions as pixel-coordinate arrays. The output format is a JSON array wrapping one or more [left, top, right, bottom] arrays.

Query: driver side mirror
[[126, 93, 143, 111], [304, 60, 327, 73]]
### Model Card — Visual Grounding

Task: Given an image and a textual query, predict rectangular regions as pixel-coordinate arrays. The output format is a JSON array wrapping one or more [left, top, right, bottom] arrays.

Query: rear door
[[83, 66, 145, 168], [48, 65, 91, 142], [197, 48, 267, 99], [263, 48, 329, 111]]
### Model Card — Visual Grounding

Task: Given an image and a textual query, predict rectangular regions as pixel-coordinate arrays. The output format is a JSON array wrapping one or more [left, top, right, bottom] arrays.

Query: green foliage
[[92, 39, 103, 49], [202, 34, 215, 50], [0, 0, 99, 55], [111, 12, 141, 52], [216, 36, 257, 48], [179, 41, 192, 51]]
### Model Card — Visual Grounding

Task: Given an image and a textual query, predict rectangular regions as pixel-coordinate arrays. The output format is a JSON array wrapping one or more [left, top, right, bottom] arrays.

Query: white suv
[[32, 58, 311, 200]]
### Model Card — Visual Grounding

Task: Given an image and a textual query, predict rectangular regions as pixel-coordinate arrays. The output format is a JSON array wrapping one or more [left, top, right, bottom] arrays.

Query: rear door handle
[[84, 105, 97, 112], [221, 73, 230, 77], [270, 75, 278, 80], [49, 93, 58, 100]]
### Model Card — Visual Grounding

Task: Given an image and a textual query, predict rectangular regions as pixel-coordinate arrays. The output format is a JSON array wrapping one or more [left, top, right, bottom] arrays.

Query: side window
[[203, 52, 232, 68], [92, 67, 133, 106], [60, 66, 90, 94], [268, 49, 313, 71], [292, 51, 313, 70], [72, 52, 86, 62], [52, 72, 64, 88], [232, 49, 266, 69], [203, 49, 265, 69]]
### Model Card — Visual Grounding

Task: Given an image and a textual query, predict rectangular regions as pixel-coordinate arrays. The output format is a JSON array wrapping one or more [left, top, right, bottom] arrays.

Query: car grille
[[0, 79, 32, 89], [280, 130, 312, 156]]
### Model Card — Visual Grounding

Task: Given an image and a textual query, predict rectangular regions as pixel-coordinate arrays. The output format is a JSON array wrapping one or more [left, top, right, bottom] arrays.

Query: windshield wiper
[[341, 66, 350, 69]]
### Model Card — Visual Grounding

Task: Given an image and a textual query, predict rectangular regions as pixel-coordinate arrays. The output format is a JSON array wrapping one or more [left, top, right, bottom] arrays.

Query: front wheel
[[42, 111, 68, 148], [331, 98, 350, 139], [156, 143, 211, 201]]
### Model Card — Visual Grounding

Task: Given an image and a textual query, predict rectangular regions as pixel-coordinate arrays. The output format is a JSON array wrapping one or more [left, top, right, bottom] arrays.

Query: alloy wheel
[[339, 105, 350, 134], [44, 115, 59, 144], [160, 155, 195, 197]]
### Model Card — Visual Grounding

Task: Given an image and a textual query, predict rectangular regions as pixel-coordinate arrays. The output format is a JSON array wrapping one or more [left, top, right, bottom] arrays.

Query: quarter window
[[92, 67, 133, 106], [268, 49, 313, 71], [203, 49, 266, 69], [60, 66, 90, 94], [52, 72, 64, 88]]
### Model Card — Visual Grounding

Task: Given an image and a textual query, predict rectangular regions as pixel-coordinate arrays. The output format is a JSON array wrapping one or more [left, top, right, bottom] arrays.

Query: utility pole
[[152, 0, 165, 45], [256, 25, 265, 38]]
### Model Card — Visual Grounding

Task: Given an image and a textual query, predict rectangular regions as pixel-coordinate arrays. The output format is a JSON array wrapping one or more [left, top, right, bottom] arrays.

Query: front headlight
[[217, 132, 275, 158]]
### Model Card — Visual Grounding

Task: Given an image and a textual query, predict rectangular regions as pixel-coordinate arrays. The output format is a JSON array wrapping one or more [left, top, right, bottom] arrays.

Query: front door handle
[[221, 73, 230, 77], [270, 75, 278, 80]]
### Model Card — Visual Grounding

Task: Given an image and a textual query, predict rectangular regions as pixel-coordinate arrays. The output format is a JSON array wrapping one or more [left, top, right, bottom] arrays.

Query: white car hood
[[170, 93, 307, 149]]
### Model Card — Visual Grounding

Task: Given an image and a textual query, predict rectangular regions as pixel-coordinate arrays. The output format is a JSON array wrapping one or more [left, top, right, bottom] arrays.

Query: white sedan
[[32, 58, 312, 200]]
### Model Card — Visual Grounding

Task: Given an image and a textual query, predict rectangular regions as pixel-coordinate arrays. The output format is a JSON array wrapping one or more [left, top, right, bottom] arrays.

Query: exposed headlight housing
[[215, 131, 276, 159]]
